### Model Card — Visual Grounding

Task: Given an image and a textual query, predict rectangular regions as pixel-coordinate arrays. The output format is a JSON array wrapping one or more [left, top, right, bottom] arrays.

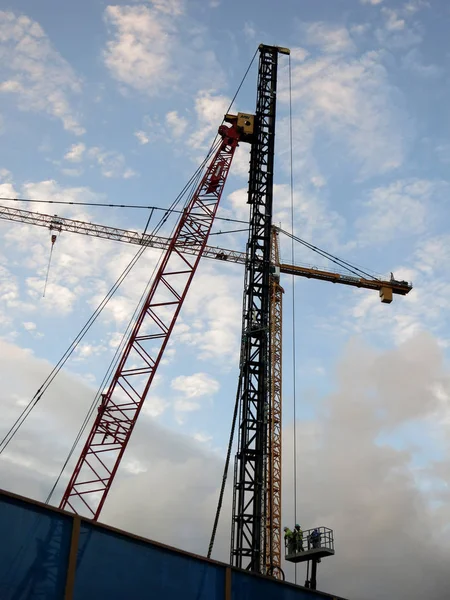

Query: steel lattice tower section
[[59, 121, 242, 519], [230, 44, 289, 573], [266, 227, 284, 577]]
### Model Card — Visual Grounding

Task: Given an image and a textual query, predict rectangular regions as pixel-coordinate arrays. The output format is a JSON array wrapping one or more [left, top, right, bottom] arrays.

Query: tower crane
[[0, 44, 412, 585]]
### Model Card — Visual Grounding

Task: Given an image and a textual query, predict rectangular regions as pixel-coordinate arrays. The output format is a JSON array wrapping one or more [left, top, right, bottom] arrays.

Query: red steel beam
[[59, 122, 242, 519]]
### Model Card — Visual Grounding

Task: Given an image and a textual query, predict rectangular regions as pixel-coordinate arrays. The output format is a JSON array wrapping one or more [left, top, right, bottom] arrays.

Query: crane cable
[[0, 196, 249, 226], [42, 241, 55, 298], [278, 228, 379, 281], [207, 378, 242, 559], [0, 141, 220, 458], [288, 54, 299, 586], [45, 46, 259, 503]]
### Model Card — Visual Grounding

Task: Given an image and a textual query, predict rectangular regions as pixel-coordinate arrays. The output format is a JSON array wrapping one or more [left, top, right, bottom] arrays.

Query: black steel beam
[[230, 44, 284, 573]]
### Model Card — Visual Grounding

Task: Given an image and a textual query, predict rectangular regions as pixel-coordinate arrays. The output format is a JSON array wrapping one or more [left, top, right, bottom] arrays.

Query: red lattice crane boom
[[58, 118, 246, 519]]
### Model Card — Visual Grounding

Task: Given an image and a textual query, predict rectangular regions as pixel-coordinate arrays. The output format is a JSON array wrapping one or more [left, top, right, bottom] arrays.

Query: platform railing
[[285, 527, 334, 561]]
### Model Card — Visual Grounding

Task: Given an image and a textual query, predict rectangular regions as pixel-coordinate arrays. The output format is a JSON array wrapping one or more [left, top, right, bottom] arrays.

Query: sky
[[1, 0, 450, 598]]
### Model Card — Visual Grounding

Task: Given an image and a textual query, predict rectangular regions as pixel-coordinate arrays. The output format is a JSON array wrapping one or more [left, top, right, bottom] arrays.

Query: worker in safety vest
[[294, 524, 303, 552], [284, 527, 294, 554]]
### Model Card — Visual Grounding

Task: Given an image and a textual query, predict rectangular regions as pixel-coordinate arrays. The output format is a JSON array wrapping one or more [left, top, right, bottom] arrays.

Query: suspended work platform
[[285, 527, 335, 564]]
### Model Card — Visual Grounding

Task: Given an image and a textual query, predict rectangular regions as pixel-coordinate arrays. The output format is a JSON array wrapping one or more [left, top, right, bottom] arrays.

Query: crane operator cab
[[285, 526, 335, 564]]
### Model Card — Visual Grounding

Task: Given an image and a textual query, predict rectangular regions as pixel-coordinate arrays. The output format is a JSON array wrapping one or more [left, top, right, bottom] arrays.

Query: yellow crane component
[[278, 263, 410, 304], [266, 227, 283, 578]]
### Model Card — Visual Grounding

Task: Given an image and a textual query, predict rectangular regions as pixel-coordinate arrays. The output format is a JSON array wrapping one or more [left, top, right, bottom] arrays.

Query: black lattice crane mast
[[230, 43, 289, 574]]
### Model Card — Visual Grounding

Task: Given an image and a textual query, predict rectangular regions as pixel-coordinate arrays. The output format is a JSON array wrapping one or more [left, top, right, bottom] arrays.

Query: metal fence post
[[64, 516, 81, 599], [225, 567, 232, 600]]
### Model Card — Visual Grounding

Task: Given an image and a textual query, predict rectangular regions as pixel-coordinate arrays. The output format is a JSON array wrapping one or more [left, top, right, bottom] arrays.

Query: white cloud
[[189, 90, 230, 149], [402, 48, 442, 78], [290, 47, 309, 62], [403, 0, 430, 15], [171, 372, 219, 398], [141, 394, 168, 418], [165, 110, 188, 138], [381, 7, 406, 31], [0, 11, 84, 134], [22, 321, 36, 331], [103, 5, 177, 96], [350, 23, 371, 35], [64, 142, 85, 162], [134, 130, 149, 145], [174, 398, 201, 414], [376, 5, 423, 48], [356, 179, 441, 245], [87, 146, 136, 179], [243, 22, 256, 39], [194, 432, 212, 443], [360, 0, 384, 4], [304, 22, 356, 54], [60, 167, 83, 177], [177, 266, 243, 361], [149, 0, 184, 16], [281, 49, 407, 177], [228, 184, 345, 253], [75, 343, 105, 359]]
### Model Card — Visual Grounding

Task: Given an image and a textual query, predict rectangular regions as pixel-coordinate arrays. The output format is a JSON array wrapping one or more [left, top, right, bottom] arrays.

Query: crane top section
[[259, 43, 290, 55], [224, 113, 255, 144]]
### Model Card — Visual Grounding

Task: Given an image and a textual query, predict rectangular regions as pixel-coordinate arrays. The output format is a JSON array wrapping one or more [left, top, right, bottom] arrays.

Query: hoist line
[[207, 378, 242, 559], [288, 54, 299, 586], [0, 141, 220, 459], [209, 228, 249, 236], [42, 243, 54, 298]]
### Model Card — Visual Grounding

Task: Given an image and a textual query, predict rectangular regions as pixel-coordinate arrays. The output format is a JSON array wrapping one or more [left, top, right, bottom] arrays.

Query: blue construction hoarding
[[0, 489, 346, 600]]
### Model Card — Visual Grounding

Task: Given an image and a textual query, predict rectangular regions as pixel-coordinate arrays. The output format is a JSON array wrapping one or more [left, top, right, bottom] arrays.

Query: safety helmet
[[283, 526, 288, 531], [295, 524, 300, 528]]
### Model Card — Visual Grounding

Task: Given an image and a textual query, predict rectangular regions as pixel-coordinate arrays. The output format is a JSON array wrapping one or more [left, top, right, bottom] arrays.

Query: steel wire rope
[[207, 377, 242, 559], [288, 55, 299, 586], [42, 241, 54, 297], [0, 196, 249, 226], [0, 143, 219, 457], [278, 227, 378, 281], [207, 222, 251, 559]]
